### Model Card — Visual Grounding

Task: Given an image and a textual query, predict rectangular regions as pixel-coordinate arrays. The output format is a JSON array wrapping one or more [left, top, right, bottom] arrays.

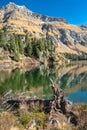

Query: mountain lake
[[0, 61, 87, 103]]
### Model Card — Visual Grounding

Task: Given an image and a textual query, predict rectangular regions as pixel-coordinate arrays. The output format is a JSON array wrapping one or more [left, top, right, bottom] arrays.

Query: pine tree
[[8, 35, 15, 53], [18, 35, 24, 54], [26, 41, 32, 56], [35, 47, 40, 58], [0, 30, 6, 47]]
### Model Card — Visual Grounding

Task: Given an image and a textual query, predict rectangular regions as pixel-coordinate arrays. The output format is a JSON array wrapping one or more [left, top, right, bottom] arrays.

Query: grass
[[19, 110, 47, 128], [0, 112, 25, 130]]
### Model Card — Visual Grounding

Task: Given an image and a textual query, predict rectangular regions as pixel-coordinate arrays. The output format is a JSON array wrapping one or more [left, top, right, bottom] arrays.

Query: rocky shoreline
[[0, 55, 39, 70]]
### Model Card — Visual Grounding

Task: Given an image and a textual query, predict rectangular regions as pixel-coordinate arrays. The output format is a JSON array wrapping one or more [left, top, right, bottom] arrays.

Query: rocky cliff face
[[0, 2, 87, 55]]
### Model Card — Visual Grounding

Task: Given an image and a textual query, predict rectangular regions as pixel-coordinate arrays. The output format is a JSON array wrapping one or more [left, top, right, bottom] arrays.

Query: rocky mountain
[[80, 24, 87, 30], [0, 2, 87, 55]]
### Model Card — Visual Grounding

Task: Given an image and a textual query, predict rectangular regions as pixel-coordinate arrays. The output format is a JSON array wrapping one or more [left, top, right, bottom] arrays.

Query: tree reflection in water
[[0, 62, 87, 102]]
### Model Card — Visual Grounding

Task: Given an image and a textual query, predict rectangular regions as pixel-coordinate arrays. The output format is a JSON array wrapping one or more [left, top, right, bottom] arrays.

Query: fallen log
[[1, 79, 78, 125], [5, 98, 52, 112]]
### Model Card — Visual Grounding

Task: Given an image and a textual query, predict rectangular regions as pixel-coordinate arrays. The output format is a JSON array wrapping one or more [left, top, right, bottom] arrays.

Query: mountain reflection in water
[[0, 62, 87, 103]]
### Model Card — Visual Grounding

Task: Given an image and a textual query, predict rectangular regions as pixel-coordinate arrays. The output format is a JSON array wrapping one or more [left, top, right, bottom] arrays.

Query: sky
[[0, 0, 87, 25]]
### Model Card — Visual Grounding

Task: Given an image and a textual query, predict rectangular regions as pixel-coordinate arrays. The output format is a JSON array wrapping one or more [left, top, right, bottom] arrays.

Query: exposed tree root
[[1, 79, 84, 128]]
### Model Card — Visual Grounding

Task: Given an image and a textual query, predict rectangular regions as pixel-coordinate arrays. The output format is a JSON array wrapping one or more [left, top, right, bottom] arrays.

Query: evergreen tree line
[[64, 53, 87, 61], [0, 29, 55, 61]]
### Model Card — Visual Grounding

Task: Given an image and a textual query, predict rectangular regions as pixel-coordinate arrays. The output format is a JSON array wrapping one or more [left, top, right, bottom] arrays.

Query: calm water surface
[[0, 62, 87, 103]]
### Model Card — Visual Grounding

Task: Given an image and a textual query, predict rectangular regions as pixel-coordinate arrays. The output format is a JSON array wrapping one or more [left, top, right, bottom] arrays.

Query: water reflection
[[0, 62, 87, 102]]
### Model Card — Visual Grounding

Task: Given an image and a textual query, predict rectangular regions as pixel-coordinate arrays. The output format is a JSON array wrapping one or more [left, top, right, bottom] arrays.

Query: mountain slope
[[0, 2, 87, 55]]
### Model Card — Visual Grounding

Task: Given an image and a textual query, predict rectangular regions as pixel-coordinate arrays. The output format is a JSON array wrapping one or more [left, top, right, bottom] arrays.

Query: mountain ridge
[[0, 2, 87, 56], [1, 2, 67, 22]]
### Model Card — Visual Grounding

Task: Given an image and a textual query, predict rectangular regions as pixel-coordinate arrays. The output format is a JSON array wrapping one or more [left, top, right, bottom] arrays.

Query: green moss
[[20, 113, 30, 127], [19, 111, 47, 127]]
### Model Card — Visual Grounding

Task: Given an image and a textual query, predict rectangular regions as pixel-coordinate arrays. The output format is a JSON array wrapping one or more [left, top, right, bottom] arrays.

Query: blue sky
[[0, 0, 87, 25]]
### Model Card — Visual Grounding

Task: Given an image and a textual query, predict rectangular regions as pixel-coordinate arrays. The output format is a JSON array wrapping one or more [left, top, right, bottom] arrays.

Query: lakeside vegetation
[[0, 102, 87, 130]]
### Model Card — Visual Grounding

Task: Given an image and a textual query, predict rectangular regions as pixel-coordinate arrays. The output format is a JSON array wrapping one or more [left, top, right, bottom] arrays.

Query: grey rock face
[[32, 12, 67, 22]]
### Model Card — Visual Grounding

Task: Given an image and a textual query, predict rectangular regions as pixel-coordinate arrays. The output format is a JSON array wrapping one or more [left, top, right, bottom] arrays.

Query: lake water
[[0, 62, 87, 103]]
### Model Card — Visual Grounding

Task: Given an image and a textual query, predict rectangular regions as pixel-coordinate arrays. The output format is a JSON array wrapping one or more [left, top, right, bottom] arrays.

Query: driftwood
[[1, 79, 78, 125]]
